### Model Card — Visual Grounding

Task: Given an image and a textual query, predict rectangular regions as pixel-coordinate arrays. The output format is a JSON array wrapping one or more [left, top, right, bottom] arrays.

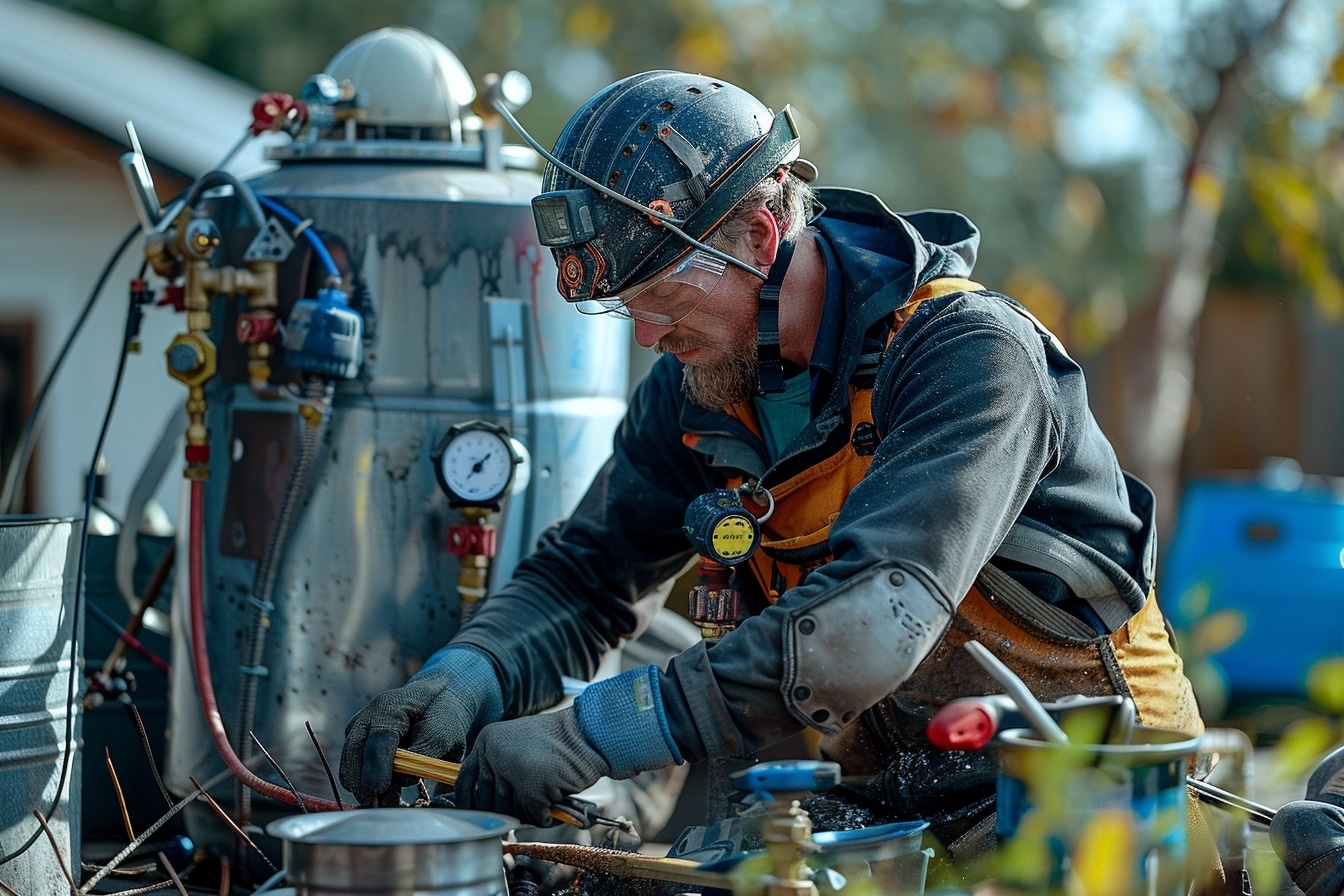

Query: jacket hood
[[812, 187, 980, 333]]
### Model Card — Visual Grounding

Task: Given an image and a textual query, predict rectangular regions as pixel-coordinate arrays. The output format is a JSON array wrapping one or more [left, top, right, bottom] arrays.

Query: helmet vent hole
[[659, 101, 675, 111], [608, 170, 622, 186], [622, 144, 637, 156], [687, 87, 702, 94], [638, 122, 650, 133], [710, 82, 722, 89], [659, 126, 671, 137]]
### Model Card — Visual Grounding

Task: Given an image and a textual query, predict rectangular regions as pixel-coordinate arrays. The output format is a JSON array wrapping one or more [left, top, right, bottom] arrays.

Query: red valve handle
[[926, 699, 1000, 751], [251, 92, 308, 136]]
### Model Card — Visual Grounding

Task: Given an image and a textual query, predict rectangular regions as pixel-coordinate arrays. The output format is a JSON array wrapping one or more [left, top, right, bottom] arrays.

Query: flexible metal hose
[[188, 478, 340, 812], [236, 382, 331, 822]]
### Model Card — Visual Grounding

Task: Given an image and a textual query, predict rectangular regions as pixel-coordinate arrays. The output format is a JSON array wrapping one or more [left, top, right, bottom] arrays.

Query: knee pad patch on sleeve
[[782, 563, 953, 736]]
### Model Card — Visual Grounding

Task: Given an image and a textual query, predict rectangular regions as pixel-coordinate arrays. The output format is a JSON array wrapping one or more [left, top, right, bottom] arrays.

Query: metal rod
[[126, 703, 174, 808], [1188, 778, 1276, 827], [964, 640, 1070, 745], [306, 721, 346, 810], [77, 767, 233, 895], [249, 732, 308, 813], [186, 777, 279, 875], [106, 748, 136, 841], [31, 811, 77, 894], [158, 853, 189, 896]]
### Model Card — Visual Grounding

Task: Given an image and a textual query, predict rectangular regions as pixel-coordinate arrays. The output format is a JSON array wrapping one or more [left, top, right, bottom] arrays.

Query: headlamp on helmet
[[532, 189, 600, 247]]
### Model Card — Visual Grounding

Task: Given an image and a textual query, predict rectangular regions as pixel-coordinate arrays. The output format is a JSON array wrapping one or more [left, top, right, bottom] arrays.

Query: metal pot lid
[[268, 808, 516, 845]]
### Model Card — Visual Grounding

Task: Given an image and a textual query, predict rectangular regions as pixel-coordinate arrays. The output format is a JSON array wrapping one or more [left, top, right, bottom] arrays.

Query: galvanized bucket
[[0, 517, 82, 893], [996, 726, 1202, 896], [268, 808, 516, 895]]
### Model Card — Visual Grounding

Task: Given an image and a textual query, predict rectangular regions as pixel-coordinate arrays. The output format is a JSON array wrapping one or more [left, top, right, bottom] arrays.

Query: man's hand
[[1270, 801, 1344, 896], [340, 647, 502, 806], [455, 708, 611, 826], [1270, 746, 1344, 896], [456, 665, 683, 826]]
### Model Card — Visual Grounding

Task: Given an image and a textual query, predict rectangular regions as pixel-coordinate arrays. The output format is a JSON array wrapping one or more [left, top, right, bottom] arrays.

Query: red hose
[[189, 479, 341, 812]]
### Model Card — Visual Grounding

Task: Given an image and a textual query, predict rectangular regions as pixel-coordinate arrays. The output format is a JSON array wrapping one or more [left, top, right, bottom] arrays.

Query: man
[[340, 70, 1204, 860]]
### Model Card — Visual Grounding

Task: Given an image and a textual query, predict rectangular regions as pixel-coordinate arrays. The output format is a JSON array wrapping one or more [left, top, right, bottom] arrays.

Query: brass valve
[[166, 333, 216, 387]]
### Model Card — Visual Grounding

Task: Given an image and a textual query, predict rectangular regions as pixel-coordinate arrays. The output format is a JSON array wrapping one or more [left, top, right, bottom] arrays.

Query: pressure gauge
[[682, 489, 761, 566], [431, 421, 521, 509]]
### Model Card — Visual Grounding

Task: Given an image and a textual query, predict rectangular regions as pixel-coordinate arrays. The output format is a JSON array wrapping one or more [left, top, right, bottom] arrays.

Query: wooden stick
[[393, 748, 459, 786]]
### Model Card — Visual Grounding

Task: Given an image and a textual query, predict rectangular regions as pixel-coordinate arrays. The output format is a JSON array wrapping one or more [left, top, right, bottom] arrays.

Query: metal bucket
[[268, 808, 516, 895], [996, 726, 1202, 896], [813, 820, 931, 895], [0, 517, 82, 893]]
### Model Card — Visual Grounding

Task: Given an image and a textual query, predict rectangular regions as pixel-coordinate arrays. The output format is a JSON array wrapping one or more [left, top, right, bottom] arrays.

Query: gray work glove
[[1309, 746, 1344, 808], [455, 665, 682, 826], [1270, 746, 1344, 896], [455, 706, 611, 827], [340, 646, 503, 807]]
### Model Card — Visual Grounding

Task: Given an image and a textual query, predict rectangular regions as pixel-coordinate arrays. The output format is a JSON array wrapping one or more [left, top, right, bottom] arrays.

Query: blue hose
[[257, 194, 341, 280]]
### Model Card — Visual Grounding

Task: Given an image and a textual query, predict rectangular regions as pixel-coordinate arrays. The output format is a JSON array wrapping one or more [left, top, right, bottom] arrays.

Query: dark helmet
[[532, 71, 803, 302]]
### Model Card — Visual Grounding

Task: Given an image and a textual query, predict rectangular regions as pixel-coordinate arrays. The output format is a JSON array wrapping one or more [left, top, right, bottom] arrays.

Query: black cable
[[0, 224, 140, 514], [0, 280, 138, 868]]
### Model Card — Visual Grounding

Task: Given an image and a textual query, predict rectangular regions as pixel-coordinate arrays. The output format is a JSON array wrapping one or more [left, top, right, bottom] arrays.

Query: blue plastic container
[[1162, 463, 1344, 695]]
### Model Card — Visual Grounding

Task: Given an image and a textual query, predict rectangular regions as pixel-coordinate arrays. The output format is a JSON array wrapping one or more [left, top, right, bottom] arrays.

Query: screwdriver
[[392, 748, 627, 829]]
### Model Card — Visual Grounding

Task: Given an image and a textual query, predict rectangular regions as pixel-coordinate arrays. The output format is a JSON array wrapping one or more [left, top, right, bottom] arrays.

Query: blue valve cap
[[730, 759, 842, 795]]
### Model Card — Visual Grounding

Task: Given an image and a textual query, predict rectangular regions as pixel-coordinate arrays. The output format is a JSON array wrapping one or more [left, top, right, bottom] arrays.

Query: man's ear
[[744, 208, 781, 270]]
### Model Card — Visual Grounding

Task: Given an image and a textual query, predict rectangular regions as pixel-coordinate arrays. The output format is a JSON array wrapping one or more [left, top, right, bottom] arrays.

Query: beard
[[658, 336, 759, 410]]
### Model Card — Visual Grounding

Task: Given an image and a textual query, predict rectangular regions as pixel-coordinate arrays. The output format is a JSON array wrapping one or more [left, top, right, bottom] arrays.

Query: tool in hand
[[1187, 778, 1277, 827], [963, 639, 1070, 744], [392, 748, 629, 830]]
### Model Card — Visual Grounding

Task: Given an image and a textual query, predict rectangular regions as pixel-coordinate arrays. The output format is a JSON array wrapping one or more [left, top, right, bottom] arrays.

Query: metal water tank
[[162, 29, 629, 825], [0, 518, 82, 893]]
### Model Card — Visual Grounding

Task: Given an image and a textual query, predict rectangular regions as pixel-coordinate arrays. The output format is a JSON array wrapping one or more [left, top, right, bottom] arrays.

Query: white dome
[[325, 27, 476, 129]]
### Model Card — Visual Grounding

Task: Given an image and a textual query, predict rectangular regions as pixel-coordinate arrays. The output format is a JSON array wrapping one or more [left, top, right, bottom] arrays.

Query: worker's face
[[630, 259, 762, 410]]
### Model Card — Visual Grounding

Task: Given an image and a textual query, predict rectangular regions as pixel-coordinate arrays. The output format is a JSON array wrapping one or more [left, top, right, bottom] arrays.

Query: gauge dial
[[432, 422, 518, 508]]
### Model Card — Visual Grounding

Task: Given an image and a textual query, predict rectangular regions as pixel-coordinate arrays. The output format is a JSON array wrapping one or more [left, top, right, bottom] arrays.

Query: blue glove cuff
[[575, 665, 684, 778], [412, 645, 504, 729]]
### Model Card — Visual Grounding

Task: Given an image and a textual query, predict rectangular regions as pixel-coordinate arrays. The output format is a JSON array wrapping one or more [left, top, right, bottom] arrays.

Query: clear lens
[[584, 251, 731, 325], [574, 298, 631, 317]]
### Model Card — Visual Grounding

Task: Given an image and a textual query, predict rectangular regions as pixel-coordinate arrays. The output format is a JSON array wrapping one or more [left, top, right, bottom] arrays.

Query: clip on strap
[[757, 235, 796, 394]]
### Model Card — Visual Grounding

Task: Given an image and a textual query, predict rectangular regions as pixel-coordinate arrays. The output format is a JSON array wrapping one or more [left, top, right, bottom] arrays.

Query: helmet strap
[[756, 234, 796, 395]]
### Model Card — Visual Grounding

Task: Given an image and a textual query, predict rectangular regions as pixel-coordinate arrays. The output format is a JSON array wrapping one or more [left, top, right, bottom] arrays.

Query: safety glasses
[[575, 250, 730, 325]]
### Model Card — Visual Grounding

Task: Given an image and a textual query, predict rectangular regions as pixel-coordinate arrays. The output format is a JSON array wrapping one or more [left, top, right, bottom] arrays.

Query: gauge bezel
[[431, 420, 520, 509]]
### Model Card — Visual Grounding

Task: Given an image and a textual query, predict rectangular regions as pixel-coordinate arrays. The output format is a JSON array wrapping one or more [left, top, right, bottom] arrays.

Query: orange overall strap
[[716, 277, 988, 600], [898, 276, 985, 326]]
